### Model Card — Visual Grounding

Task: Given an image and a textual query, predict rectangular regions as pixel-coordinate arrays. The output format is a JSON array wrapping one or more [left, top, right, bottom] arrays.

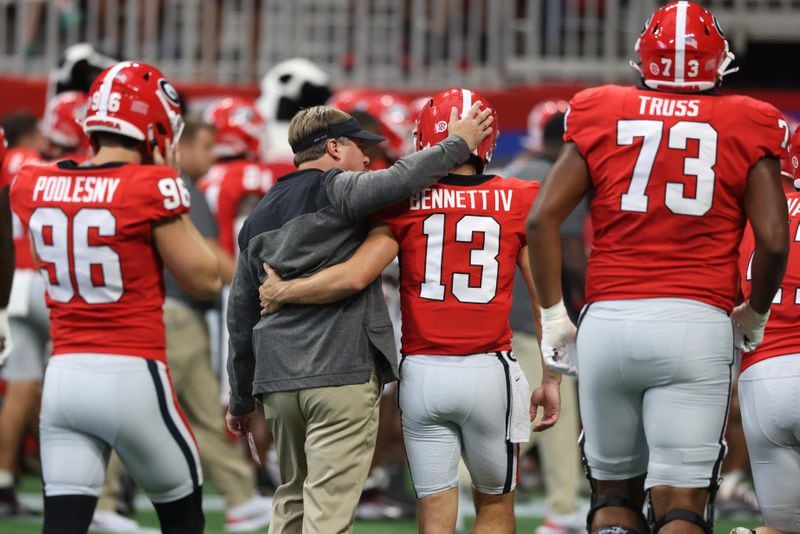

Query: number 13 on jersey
[[420, 214, 500, 304]]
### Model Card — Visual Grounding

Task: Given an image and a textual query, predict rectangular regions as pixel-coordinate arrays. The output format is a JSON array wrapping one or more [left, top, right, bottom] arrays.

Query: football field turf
[[0, 475, 758, 534]]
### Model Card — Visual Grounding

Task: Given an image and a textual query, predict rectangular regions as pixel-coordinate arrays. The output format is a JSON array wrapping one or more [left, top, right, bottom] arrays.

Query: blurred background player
[[0, 128, 14, 513], [198, 95, 285, 502], [527, 2, 789, 533], [0, 111, 47, 518], [40, 91, 91, 162], [199, 96, 279, 255], [731, 126, 800, 534], [165, 117, 270, 532], [11, 60, 221, 534], [503, 100, 585, 534]]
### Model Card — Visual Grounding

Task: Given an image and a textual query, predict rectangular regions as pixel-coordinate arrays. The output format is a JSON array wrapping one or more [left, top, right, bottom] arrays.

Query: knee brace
[[587, 495, 649, 534], [651, 509, 712, 534]]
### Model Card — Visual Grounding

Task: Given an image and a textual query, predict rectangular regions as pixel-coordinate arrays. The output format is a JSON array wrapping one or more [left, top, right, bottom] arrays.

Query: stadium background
[[1, 0, 799, 532]]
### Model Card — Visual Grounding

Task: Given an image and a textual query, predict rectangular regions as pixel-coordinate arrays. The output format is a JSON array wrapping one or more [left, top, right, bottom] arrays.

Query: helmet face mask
[[83, 61, 183, 158], [632, 1, 737, 93], [415, 88, 499, 170]]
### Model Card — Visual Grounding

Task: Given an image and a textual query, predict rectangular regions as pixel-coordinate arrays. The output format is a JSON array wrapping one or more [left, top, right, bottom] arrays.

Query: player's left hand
[[0, 308, 12, 368], [530, 380, 560, 432], [225, 408, 259, 437], [259, 263, 286, 316]]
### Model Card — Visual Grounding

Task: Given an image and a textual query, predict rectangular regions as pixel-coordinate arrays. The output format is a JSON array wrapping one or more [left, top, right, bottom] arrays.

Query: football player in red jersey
[[0, 127, 11, 363], [732, 126, 800, 534], [526, 2, 789, 533], [256, 88, 560, 534], [10, 61, 221, 534], [40, 91, 91, 161], [0, 114, 47, 517], [198, 96, 294, 256]]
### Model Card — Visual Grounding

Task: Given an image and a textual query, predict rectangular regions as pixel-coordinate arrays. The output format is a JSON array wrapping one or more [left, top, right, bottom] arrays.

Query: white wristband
[[540, 300, 569, 323]]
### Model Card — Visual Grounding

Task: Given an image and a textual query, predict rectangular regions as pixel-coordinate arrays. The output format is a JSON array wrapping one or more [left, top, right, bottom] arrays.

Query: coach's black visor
[[290, 117, 385, 154]]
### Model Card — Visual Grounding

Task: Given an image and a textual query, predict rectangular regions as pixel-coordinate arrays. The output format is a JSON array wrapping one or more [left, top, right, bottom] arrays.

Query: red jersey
[[198, 160, 293, 255], [739, 193, 800, 373], [10, 160, 191, 361], [566, 85, 788, 312], [2, 148, 45, 269], [379, 175, 539, 355]]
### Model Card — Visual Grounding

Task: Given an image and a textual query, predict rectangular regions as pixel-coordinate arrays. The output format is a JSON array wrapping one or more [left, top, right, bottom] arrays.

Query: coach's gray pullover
[[227, 135, 471, 415]]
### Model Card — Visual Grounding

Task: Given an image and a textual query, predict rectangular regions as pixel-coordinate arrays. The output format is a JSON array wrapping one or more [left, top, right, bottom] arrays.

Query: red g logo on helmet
[[84, 61, 184, 158], [633, 1, 737, 93], [415, 88, 499, 169]]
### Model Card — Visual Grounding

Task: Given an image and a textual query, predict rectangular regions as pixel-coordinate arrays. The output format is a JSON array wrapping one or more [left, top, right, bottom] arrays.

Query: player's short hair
[[289, 105, 352, 167], [92, 131, 141, 150], [1, 111, 40, 148], [180, 116, 215, 145], [542, 112, 566, 151]]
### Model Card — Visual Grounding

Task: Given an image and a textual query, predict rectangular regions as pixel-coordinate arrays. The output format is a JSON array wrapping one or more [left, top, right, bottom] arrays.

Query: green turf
[[2, 476, 757, 533]]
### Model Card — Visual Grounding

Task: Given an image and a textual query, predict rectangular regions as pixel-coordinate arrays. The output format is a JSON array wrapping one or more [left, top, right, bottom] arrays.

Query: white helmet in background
[[256, 58, 332, 123]]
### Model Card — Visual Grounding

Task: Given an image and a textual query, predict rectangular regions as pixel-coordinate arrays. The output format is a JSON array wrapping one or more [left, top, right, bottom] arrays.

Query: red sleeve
[[563, 85, 621, 158], [730, 98, 789, 171], [136, 166, 192, 222]]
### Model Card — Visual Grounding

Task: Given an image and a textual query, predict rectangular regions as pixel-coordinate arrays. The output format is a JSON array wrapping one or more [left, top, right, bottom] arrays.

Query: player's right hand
[[0, 308, 12, 368], [540, 300, 578, 376], [731, 300, 770, 352], [447, 103, 494, 151], [259, 263, 286, 316]]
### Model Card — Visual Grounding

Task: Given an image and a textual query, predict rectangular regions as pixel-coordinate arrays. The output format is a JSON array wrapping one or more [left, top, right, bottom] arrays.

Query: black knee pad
[[153, 487, 205, 534], [652, 509, 712, 534], [592, 528, 643, 534], [587, 495, 649, 534]]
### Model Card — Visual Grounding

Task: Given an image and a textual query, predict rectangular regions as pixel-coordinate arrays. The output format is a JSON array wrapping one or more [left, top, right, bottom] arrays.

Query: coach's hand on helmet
[[447, 103, 494, 151]]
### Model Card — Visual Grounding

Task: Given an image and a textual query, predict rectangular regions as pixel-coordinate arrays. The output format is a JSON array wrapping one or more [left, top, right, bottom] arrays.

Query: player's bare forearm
[[155, 215, 222, 299], [526, 143, 591, 308], [260, 224, 398, 308], [527, 218, 564, 308], [0, 188, 13, 307], [517, 246, 542, 340], [745, 158, 789, 313]]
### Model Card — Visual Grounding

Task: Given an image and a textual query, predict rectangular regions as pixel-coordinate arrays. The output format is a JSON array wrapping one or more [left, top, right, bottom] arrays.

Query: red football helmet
[[84, 61, 184, 157], [41, 91, 89, 151], [328, 90, 414, 158], [203, 97, 265, 159], [524, 99, 568, 152], [415, 88, 499, 168], [633, 1, 737, 93]]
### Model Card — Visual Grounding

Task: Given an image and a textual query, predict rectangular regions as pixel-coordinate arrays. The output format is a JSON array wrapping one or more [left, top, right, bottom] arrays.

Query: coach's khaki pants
[[165, 304, 254, 509], [513, 331, 582, 516], [263, 370, 381, 534]]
